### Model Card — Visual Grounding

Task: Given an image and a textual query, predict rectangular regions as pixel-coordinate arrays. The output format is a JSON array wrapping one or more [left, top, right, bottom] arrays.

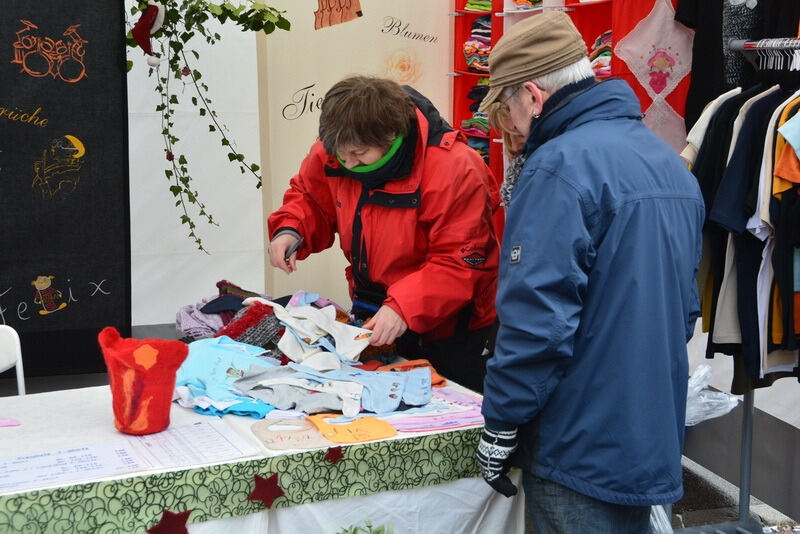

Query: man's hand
[[362, 305, 408, 346], [268, 233, 300, 274], [476, 427, 518, 497]]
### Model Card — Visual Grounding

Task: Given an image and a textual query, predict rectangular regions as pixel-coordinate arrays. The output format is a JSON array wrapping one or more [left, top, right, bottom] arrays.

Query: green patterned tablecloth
[[0, 427, 482, 533]]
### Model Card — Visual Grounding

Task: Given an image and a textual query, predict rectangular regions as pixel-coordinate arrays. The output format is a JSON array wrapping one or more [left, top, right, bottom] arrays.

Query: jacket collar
[[523, 78, 644, 156]]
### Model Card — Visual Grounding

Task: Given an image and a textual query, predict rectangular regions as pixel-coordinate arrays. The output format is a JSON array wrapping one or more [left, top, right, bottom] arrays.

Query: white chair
[[0, 325, 25, 395]]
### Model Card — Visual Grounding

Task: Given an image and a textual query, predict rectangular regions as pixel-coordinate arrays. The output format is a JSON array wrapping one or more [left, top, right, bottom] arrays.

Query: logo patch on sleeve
[[462, 253, 487, 266], [510, 245, 522, 264]]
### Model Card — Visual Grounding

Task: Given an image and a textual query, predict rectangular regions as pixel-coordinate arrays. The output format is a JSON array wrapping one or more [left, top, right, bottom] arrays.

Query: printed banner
[[0, 1, 131, 374]]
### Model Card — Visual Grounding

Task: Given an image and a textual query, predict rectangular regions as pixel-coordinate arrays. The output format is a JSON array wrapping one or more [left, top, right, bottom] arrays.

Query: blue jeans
[[522, 472, 651, 534]]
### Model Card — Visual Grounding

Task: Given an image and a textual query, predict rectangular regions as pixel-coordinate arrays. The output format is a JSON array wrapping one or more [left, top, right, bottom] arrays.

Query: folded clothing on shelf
[[461, 111, 489, 135], [464, 0, 492, 12], [463, 15, 492, 73], [589, 30, 612, 77]]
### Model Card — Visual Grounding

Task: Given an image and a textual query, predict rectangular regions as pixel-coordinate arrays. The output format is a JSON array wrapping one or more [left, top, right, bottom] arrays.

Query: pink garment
[[176, 296, 225, 338]]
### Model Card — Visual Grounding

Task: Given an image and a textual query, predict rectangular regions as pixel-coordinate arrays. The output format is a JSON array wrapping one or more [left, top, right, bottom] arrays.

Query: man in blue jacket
[[475, 11, 704, 533]]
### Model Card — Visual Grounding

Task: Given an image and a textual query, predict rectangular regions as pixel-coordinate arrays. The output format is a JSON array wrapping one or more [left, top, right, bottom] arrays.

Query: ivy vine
[[125, 1, 291, 252]]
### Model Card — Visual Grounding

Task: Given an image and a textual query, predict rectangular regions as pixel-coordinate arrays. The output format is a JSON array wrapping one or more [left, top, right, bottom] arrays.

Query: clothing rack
[[674, 38, 800, 534], [729, 38, 800, 70]]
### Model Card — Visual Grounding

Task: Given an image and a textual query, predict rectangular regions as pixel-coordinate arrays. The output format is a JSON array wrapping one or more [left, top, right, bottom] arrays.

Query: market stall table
[[0, 385, 524, 533]]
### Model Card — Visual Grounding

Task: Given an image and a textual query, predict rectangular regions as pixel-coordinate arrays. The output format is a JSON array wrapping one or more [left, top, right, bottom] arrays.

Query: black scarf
[[325, 121, 418, 190]]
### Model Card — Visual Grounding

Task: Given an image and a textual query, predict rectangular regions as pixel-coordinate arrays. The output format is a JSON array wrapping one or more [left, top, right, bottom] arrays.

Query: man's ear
[[522, 81, 545, 116]]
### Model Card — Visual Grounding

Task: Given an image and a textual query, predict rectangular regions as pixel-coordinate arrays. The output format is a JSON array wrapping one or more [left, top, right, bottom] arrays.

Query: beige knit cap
[[479, 11, 588, 112]]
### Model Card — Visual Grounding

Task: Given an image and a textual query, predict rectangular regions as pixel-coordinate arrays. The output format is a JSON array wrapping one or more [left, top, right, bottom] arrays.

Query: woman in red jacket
[[267, 76, 499, 392]]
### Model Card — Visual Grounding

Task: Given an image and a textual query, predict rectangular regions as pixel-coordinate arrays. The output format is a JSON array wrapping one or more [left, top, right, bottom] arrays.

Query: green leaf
[[250, 163, 260, 172], [221, 138, 230, 146], [207, 3, 223, 15], [166, 8, 181, 24], [126, 60, 133, 72], [191, 97, 198, 106], [192, 50, 200, 60], [236, 154, 245, 162], [209, 125, 216, 132], [193, 70, 202, 81], [199, 108, 206, 116], [165, 169, 174, 178], [276, 17, 291, 31], [178, 155, 187, 165], [169, 94, 179, 104], [263, 20, 275, 34], [169, 185, 182, 196], [169, 40, 182, 53], [227, 153, 237, 161], [240, 166, 245, 173]]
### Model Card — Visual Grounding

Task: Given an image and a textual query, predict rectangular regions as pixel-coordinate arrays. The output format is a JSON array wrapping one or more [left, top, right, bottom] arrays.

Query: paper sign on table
[[0, 442, 144, 492], [125, 420, 260, 468]]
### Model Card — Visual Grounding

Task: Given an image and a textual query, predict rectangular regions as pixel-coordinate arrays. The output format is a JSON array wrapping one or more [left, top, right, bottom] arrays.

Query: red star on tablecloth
[[146, 509, 191, 534], [324, 446, 344, 464], [248, 473, 284, 508]]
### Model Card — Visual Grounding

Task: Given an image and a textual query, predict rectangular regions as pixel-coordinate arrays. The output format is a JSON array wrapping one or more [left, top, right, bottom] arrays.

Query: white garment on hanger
[[713, 234, 741, 344], [681, 87, 742, 166]]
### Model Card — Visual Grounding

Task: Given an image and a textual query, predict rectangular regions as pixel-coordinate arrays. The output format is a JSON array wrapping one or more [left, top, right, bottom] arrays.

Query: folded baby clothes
[[235, 364, 363, 417], [307, 414, 397, 444], [175, 337, 275, 418], [377, 359, 447, 388], [289, 363, 432, 415], [251, 418, 335, 450]]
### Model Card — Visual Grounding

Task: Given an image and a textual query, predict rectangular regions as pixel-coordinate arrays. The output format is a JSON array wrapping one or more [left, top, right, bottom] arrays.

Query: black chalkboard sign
[[0, 1, 131, 375]]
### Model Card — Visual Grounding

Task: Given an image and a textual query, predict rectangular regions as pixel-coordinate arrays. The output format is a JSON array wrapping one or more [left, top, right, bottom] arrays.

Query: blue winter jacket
[[482, 78, 704, 506]]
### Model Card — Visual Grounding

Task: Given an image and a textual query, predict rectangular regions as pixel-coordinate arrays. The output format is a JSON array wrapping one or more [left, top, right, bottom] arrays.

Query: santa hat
[[131, 2, 165, 56]]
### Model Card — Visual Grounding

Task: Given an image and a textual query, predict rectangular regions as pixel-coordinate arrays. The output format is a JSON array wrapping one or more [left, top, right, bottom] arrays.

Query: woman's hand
[[268, 234, 300, 273], [363, 305, 408, 346]]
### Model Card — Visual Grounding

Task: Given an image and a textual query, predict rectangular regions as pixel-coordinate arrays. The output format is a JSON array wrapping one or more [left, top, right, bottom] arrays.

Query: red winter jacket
[[268, 90, 499, 340]]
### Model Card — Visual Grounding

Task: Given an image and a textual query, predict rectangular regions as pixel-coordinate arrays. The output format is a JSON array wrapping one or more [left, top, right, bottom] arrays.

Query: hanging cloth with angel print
[[615, 0, 694, 152]]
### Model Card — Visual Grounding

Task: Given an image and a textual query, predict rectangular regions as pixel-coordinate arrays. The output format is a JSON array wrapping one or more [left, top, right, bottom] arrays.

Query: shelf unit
[[449, 0, 615, 240], [450, 0, 506, 238]]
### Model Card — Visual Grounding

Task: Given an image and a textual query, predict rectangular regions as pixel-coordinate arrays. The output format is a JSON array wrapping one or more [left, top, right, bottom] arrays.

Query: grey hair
[[505, 57, 595, 99]]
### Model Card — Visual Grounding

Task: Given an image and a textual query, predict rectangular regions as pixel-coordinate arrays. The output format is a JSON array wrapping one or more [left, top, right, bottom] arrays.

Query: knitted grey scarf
[[500, 154, 526, 207]]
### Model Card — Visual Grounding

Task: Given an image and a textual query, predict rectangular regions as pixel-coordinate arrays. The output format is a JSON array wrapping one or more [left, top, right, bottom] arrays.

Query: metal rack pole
[[738, 391, 754, 522]]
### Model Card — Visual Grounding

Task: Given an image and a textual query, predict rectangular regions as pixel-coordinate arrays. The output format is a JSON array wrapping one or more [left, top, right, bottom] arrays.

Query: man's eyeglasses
[[500, 85, 522, 106]]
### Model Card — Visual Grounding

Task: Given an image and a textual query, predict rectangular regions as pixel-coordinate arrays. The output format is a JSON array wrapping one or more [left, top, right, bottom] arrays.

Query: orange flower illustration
[[383, 49, 422, 85]]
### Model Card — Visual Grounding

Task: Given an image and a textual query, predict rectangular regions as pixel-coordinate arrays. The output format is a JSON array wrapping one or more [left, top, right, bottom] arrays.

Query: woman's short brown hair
[[319, 76, 416, 154]]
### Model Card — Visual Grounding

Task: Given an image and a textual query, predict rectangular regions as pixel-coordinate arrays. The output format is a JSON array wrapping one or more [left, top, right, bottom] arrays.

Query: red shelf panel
[[565, 0, 611, 6]]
